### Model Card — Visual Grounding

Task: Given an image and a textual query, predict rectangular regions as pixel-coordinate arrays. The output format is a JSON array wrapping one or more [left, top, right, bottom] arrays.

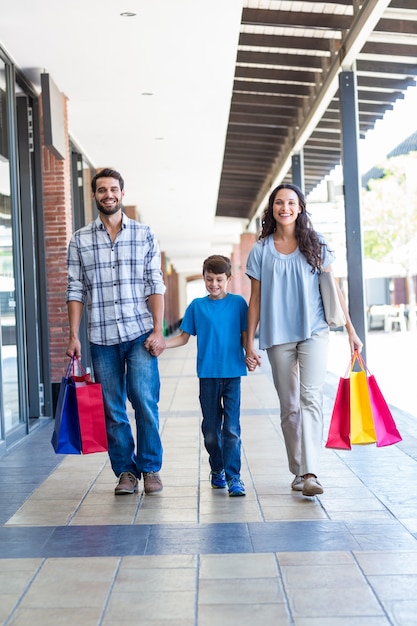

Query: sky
[[358, 82, 417, 173], [308, 82, 417, 202]]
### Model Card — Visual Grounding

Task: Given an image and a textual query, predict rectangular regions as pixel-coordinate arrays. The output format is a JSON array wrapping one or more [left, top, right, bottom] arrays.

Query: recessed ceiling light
[[120, 12, 136, 17]]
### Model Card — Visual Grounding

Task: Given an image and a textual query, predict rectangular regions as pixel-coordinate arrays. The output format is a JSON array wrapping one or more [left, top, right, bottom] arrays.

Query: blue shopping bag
[[51, 358, 82, 454]]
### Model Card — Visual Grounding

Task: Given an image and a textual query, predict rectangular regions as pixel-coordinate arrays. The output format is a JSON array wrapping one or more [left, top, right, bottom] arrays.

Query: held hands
[[245, 347, 262, 372], [144, 330, 166, 357]]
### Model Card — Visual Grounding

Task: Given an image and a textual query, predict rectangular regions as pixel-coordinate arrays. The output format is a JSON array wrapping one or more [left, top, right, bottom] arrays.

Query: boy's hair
[[91, 168, 125, 193], [202, 255, 232, 278]]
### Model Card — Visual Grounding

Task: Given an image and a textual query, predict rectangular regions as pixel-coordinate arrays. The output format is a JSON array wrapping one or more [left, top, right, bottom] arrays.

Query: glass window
[[0, 58, 19, 433]]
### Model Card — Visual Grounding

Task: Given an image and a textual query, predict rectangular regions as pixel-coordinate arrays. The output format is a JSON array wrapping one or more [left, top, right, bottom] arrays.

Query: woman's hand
[[347, 328, 363, 354], [245, 347, 262, 371]]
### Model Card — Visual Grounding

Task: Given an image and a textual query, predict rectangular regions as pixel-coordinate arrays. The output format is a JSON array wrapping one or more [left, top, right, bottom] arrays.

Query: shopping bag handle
[[64, 356, 76, 378], [345, 350, 372, 377], [68, 355, 88, 377], [355, 351, 372, 375]]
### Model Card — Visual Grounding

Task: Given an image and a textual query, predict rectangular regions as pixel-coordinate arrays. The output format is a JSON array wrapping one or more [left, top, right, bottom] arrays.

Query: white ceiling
[[0, 0, 247, 274]]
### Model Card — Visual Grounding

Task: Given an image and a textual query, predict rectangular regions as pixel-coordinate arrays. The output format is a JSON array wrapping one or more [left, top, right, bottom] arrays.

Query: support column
[[339, 70, 367, 358], [292, 152, 304, 193]]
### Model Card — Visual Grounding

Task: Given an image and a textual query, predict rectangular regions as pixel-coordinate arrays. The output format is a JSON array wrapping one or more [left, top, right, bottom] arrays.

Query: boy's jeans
[[199, 377, 242, 481], [90, 334, 163, 478]]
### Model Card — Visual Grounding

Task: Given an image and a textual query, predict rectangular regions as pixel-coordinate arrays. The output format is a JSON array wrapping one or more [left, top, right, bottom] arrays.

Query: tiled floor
[[1, 332, 417, 625]]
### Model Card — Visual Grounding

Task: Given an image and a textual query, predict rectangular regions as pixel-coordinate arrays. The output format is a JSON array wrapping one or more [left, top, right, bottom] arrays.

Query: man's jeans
[[90, 334, 163, 478], [199, 377, 242, 481]]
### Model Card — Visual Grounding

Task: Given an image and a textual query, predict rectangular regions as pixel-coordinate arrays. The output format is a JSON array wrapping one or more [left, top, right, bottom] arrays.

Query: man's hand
[[66, 337, 81, 359], [144, 330, 166, 357]]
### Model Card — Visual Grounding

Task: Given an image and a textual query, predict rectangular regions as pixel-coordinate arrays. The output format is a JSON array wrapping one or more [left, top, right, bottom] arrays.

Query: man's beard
[[95, 199, 123, 216]]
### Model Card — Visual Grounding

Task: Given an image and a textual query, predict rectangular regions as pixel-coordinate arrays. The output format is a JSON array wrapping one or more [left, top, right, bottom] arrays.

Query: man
[[66, 168, 165, 495]]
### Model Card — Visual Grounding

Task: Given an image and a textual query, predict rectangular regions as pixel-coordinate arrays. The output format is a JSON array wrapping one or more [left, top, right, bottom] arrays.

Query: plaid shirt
[[66, 213, 166, 345]]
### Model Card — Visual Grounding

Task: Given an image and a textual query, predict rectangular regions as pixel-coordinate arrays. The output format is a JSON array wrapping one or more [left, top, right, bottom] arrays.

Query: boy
[[165, 255, 248, 496]]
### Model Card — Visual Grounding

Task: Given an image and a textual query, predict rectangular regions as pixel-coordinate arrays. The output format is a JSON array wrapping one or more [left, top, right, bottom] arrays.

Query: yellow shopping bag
[[349, 354, 377, 445]]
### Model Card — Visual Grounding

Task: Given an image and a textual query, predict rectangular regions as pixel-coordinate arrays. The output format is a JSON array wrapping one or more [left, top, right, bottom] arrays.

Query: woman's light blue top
[[246, 234, 335, 350]]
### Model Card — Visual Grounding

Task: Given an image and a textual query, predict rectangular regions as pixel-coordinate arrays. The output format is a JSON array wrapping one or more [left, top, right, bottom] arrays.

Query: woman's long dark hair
[[259, 183, 326, 272]]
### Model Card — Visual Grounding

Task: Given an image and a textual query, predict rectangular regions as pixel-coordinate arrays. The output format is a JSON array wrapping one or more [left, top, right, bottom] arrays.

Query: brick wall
[[161, 253, 180, 334], [41, 94, 73, 381]]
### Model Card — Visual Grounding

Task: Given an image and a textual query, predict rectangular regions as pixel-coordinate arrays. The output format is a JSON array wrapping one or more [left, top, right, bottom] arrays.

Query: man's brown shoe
[[144, 471, 163, 494], [115, 472, 138, 495]]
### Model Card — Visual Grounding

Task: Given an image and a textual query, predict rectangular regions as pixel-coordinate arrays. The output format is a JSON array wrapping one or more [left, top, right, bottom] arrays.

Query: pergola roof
[[216, 0, 417, 221]]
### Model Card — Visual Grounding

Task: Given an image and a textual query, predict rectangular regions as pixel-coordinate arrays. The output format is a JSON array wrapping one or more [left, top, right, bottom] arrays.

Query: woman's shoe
[[302, 476, 323, 496], [291, 475, 304, 491]]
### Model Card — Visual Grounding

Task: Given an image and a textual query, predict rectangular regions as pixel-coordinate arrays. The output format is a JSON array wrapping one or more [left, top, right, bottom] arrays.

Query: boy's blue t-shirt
[[180, 293, 248, 378]]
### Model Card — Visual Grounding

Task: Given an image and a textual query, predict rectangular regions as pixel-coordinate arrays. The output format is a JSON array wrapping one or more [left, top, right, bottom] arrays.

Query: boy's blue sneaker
[[227, 477, 246, 497], [210, 470, 227, 489]]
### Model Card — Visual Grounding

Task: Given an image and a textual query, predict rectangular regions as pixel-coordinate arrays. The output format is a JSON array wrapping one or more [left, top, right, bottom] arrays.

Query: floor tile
[[105, 590, 196, 621], [248, 521, 362, 553], [8, 607, 103, 626], [199, 577, 284, 604], [146, 523, 253, 555], [287, 585, 384, 618], [281, 562, 367, 588], [198, 603, 290, 626], [292, 618, 391, 625], [199, 553, 278, 579], [277, 551, 354, 566], [42, 526, 150, 557], [353, 550, 417, 575]]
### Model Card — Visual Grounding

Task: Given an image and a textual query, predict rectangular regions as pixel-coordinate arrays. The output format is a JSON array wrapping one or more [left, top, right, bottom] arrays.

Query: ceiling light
[[120, 12, 136, 17]]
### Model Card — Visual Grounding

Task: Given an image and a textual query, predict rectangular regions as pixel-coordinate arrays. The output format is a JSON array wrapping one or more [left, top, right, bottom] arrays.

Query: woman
[[245, 183, 362, 496]]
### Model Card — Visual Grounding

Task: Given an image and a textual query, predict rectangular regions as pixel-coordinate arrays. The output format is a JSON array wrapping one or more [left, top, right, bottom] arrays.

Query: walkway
[[1, 332, 417, 625]]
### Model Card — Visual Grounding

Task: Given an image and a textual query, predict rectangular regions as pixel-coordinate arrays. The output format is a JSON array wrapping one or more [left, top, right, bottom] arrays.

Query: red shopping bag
[[71, 359, 108, 454]]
